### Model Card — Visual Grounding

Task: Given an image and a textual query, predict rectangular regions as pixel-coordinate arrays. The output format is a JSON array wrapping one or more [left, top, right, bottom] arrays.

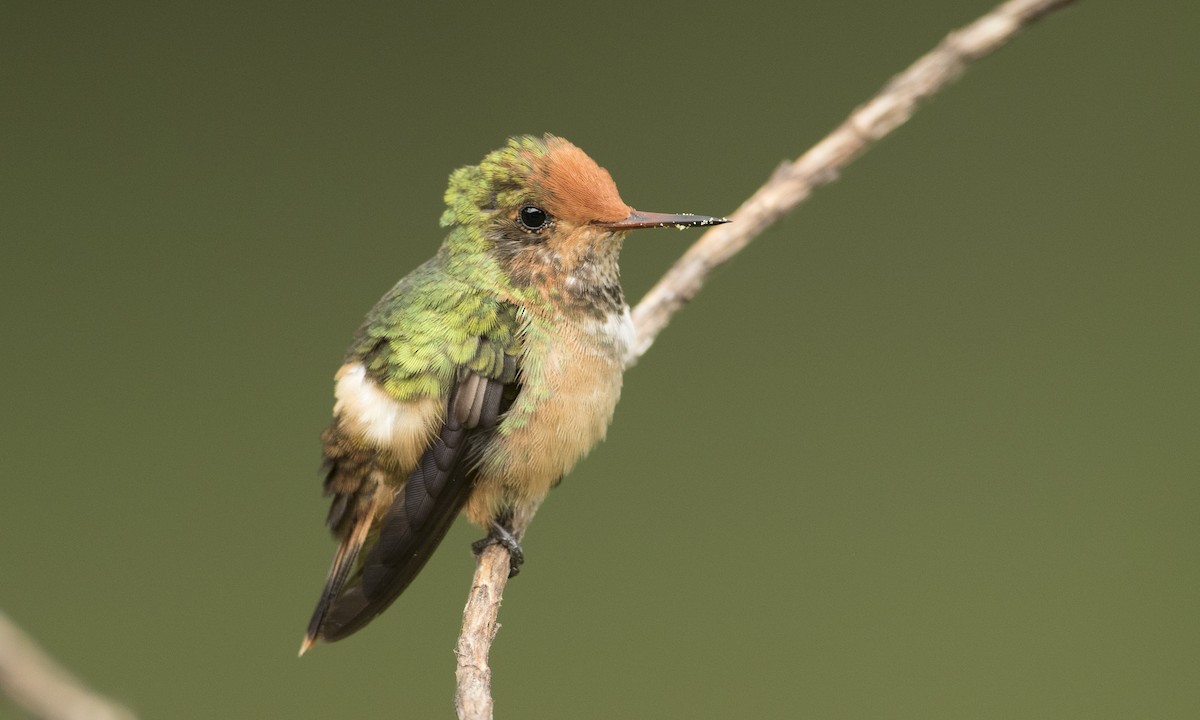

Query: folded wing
[[302, 354, 518, 653]]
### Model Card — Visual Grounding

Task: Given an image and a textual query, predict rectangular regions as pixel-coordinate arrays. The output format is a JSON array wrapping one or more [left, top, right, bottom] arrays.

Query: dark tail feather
[[311, 468, 474, 643], [302, 373, 509, 649], [300, 510, 373, 655]]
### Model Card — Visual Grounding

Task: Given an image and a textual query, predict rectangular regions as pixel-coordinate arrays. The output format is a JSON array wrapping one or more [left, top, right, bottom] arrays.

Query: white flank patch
[[333, 362, 431, 453]]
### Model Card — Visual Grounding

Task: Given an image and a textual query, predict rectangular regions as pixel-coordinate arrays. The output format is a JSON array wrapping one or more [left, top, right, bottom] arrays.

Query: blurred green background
[[3, 0, 1197, 717]]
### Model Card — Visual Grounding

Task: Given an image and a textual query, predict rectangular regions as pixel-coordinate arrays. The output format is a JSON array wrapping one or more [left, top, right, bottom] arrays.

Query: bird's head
[[441, 134, 725, 312]]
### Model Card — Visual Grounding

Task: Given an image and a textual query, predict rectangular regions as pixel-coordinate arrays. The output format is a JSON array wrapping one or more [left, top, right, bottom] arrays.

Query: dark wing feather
[[306, 369, 514, 645]]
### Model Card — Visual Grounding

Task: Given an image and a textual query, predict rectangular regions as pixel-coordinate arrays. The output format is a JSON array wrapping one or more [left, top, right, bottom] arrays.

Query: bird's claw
[[472, 521, 524, 578]]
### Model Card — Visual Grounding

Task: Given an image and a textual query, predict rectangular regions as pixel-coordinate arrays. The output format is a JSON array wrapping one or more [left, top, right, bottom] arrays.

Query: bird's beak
[[598, 210, 729, 230]]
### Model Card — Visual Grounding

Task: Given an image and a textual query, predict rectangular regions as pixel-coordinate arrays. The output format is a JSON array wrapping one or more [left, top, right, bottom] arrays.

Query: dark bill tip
[[598, 210, 729, 230]]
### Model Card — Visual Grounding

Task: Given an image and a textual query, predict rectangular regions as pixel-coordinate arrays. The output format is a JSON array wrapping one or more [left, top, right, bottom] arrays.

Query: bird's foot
[[472, 521, 524, 578]]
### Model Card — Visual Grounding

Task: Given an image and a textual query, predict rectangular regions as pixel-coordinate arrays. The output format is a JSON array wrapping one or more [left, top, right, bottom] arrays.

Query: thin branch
[[630, 0, 1078, 362], [454, 546, 508, 720], [453, 0, 1079, 716], [0, 611, 137, 720]]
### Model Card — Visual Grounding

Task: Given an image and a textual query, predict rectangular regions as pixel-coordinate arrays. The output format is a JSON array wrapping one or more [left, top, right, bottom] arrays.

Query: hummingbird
[[300, 134, 726, 655]]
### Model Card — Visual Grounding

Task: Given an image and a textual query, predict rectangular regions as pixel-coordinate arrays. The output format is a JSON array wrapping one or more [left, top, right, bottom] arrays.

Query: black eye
[[518, 205, 549, 231]]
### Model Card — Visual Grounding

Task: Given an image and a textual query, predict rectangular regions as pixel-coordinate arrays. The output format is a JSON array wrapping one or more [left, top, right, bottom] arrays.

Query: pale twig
[[453, 0, 1080, 717], [453, 545, 508, 720], [630, 0, 1078, 362], [0, 611, 137, 720]]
